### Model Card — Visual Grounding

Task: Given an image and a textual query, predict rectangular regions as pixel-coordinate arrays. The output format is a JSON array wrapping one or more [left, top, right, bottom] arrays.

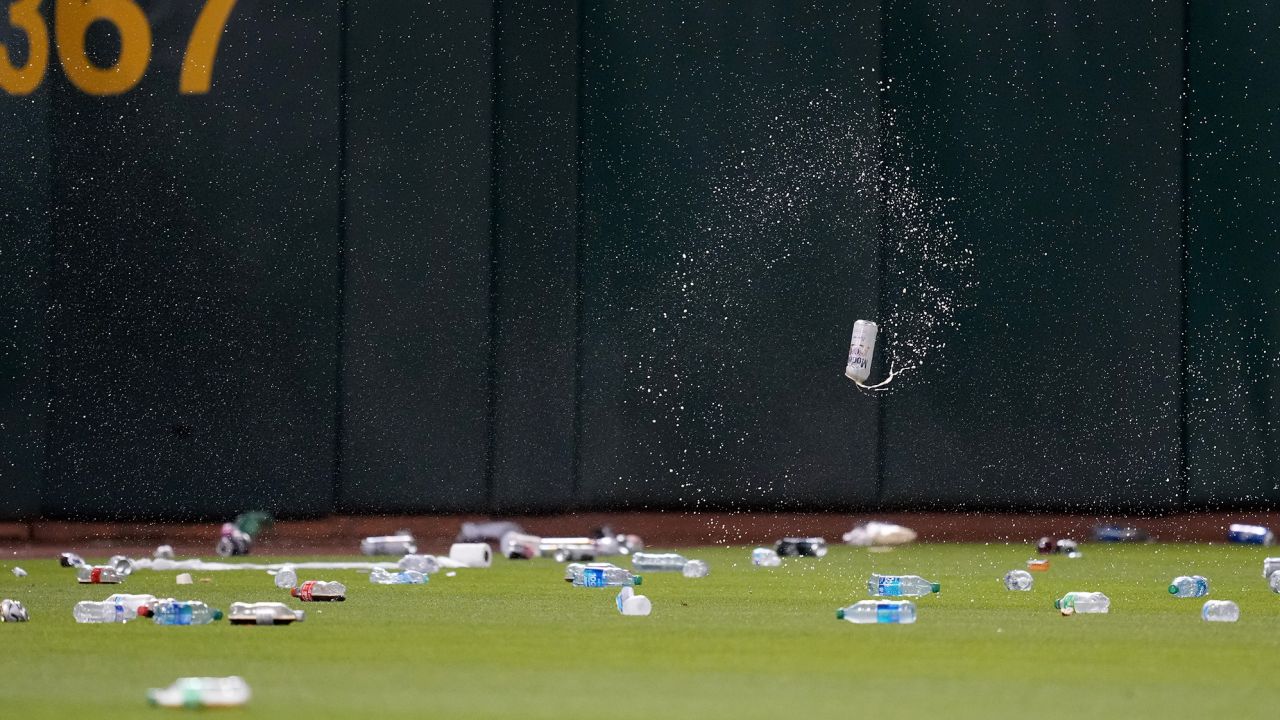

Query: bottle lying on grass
[[228, 602, 305, 625], [72, 594, 158, 623], [139, 600, 223, 625], [1201, 600, 1239, 622], [369, 568, 427, 585], [291, 581, 346, 602], [837, 600, 916, 624], [868, 574, 940, 597], [569, 563, 641, 588], [147, 677, 250, 709], [76, 566, 124, 584], [1169, 576, 1209, 598], [1054, 592, 1110, 614], [1, 599, 28, 622], [631, 553, 709, 577], [1003, 570, 1033, 591]]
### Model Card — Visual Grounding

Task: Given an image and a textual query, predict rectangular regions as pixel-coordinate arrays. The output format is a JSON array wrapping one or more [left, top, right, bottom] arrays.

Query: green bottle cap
[[1168, 585, 1178, 595], [212, 609, 224, 621], [931, 583, 941, 593], [836, 608, 846, 620], [632, 576, 642, 586], [1053, 599, 1063, 609]]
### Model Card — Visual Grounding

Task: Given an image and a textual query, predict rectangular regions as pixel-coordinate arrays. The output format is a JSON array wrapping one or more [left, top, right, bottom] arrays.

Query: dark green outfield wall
[[0, 1, 1274, 519]]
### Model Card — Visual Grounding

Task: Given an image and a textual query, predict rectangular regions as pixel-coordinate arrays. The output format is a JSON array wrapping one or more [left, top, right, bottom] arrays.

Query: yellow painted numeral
[[56, 0, 152, 96], [0, 0, 50, 95], [180, 0, 236, 94]]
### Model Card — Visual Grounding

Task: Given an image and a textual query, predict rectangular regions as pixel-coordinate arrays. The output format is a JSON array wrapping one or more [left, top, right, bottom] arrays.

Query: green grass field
[[1, 543, 1277, 718]]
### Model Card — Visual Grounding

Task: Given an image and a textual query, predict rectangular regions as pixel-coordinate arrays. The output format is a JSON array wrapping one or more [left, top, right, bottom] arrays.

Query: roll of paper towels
[[448, 543, 492, 568]]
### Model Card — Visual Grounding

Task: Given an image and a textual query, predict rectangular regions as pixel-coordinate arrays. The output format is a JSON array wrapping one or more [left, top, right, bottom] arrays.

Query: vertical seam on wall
[[333, 0, 350, 514], [874, 1, 888, 508], [1177, 0, 1192, 511], [571, 0, 585, 508], [486, 0, 504, 511]]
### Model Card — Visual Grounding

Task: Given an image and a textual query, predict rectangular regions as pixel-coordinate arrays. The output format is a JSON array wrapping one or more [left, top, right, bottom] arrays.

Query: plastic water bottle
[[540, 537, 597, 562], [564, 562, 587, 582], [1, 598, 29, 622], [682, 559, 709, 578], [1268, 570, 1280, 593], [836, 600, 916, 624], [290, 581, 346, 602], [361, 534, 417, 556], [107, 555, 136, 576], [752, 548, 781, 567], [572, 565, 641, 588], [140, 600, 223, 625], [868, 574, 941, 597], [227, 602, 305, 625], [1262, 558, 1280, 579], [147, 677, 251, 708], [631, 552, 689, 571], [1202, 600, 1239, 622], [76, 565, 123, 584], [398, 554, 441, 574], [1227, 524, 1274, 545], [369, 568, 427, 585], [273, 568, 298, 589], [1169, 575, 1209, 598], [1003, 570, 1033, 591], [74, 601, 131, 623], [1054, 592, 1110, 614], [844, 319, 878, 384]]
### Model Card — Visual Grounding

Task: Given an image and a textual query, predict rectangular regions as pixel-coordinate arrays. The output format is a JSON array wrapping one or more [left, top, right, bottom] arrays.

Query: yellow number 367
[[0, 0, 237, 96]]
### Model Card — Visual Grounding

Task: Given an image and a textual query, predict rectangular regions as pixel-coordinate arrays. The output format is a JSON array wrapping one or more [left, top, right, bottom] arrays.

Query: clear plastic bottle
[[76, 565, 124, 584], [1268, 570, 1280, 594], [273, 567, 298, 589], [74, 600, 132, 623], [775, 537, 828, 558], [107, 555, 136, 576], [1003, 570, 1033, 591], [868, 574, 941, 597], [147, 677, 251, 708], [564, 562, 587, 582], [290, 581, 346, 602], [631, 553, 689, 571], [140, 600, 223, 625], [571, 565, 641, 588], [751, 548, 781, 567], [1264, 557, 1280, 580], [836, 600, 916, 624], [1202, 599, 1239, 622], [398, 554, 440, 574], [540, 538, 597, 562], [1, 598, 28, 622], [1169, 575, 1209, 598], [1054, 592, 1110, 614], [227, 602, 305, 625], [369, 568, 427, 585], [682, 559, 709, 578]]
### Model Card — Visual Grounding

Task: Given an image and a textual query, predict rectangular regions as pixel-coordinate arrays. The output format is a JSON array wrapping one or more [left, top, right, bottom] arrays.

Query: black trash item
[[59, 552, 85, 568], [774, 537, 829, 558]]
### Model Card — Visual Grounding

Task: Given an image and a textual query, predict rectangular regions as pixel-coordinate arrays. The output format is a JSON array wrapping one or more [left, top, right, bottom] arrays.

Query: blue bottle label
[[876, 603, 899, 623], [583, 568, 606, 587], [877, 577, 902, 596]]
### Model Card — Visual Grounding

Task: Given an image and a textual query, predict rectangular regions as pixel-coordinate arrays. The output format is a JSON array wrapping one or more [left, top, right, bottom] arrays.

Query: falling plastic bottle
[[1003, 570, 1033, 591], [1201, 600, 1239, 622], [868, 574, 940, 597], [1168, 576, 1209, 598], [844, 320, 878, 384], [836, 600, 916, 624], [631, 553, 689, 571], [369, 568, 427, 585]]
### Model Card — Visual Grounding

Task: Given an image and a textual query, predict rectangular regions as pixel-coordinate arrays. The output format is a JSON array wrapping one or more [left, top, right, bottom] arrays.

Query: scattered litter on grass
[[458, 521, 524, 543], [751, 548, 781, 567], [154, 545, 176, 560], [361, 532, 417, 556], [1, 598, 29, 622], [130, 557, 467, 572], [176, 573, 193, 585], [12, 567, 26, 578]]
